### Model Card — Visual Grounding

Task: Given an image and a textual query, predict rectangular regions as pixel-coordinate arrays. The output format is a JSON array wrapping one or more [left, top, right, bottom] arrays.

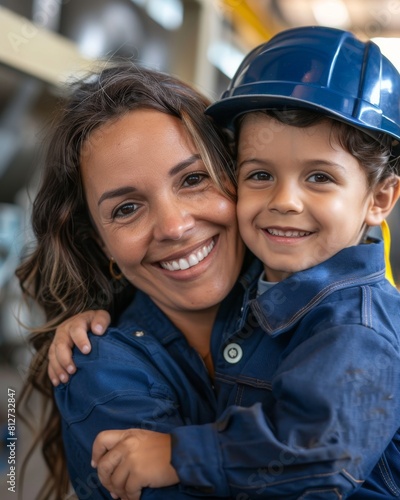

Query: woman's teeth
[[267, 228, 311, 237], [160, 240, 215, 271]]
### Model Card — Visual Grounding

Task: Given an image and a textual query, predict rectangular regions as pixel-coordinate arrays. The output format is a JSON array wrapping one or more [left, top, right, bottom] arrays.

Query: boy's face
[[237, 113, 377, 282]]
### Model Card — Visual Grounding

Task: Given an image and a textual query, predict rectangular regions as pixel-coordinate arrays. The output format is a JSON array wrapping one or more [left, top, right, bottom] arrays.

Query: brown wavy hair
[[16, 61, 235, 499]]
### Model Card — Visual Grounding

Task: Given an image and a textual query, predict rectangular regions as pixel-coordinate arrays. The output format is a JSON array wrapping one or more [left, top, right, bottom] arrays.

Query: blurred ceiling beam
[[0, 6, 99, 86], [218, 0, 280, 47]]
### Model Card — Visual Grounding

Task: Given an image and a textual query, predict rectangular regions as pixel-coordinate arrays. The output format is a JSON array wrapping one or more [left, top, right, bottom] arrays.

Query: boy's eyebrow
[[237, 157, 347, 172], [303, 159, 347, 172], [237, 158, 271, 170]]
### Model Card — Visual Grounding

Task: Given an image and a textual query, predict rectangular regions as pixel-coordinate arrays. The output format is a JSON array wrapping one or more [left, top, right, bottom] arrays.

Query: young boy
[[49, 27, 400, 498]]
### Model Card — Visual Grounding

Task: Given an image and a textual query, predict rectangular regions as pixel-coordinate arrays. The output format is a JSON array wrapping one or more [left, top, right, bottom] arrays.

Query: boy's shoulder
[[252, 241, 399, 336]]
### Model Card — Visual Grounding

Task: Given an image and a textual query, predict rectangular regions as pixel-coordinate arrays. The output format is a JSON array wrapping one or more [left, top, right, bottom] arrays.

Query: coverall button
[[223, 343, 243, 363]]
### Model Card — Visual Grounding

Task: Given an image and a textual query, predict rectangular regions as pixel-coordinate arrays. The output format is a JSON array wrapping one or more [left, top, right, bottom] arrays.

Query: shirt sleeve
[[55, 332, 202, 499], [171, 324, 400, 498]]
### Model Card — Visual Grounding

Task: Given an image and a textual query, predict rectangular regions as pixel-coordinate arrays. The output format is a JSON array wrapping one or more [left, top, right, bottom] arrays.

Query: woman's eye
[[113, 203, 138, 219], [182, 173, 207, 187], [308, 173, 332, 183]]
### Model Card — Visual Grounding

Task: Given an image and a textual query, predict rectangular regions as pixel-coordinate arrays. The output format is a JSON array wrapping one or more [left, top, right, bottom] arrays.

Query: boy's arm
[[90, 323, 400, 499], [48, 310, 111, 385], [92, 429, 179, 500], [170, 324, 400, 498]]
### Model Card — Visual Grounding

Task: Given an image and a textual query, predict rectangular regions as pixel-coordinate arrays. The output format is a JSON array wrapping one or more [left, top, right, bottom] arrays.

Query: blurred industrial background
[[1, 1, 400, 498]]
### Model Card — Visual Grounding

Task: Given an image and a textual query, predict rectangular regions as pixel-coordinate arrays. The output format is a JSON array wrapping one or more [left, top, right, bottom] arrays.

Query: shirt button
[[133, 330, 145, 337], [223, 343, 243, 364]]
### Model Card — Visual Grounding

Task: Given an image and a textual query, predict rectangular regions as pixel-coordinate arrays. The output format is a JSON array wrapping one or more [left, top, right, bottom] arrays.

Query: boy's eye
[[247, 171, 273, 181], [113, 202, 139, 219], [182, 173, 207, 187], [307, 173, 332, 183]]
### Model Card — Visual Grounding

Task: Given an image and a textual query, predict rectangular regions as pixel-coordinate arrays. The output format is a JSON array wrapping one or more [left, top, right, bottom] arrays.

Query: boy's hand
[[48, 310, 111, 386], [92, 429, 179, 500]]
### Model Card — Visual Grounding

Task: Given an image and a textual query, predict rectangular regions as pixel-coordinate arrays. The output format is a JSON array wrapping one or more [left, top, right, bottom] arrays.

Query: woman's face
[[81, 109, 245, 319]]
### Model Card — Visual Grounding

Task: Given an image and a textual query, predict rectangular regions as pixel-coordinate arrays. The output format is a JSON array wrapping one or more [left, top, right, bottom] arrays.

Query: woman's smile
[[158, 236, 216, 272]]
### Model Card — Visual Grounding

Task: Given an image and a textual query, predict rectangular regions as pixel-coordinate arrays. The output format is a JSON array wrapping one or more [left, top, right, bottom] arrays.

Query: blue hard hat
[[206, 26, 400, 154]]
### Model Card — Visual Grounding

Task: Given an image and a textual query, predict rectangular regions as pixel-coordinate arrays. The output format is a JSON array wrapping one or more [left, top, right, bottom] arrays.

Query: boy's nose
[[268, 183, 303, 214]]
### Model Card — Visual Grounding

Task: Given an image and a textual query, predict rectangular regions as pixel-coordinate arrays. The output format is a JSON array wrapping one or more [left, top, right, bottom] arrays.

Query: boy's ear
[[365, 176, 400, 226]]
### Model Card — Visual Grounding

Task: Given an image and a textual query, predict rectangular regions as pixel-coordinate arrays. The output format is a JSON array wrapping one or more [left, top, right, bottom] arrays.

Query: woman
[[17, 62, 247, 499]]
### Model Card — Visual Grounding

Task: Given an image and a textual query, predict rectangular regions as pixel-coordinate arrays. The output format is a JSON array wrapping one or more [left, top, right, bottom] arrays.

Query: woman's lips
[[159, 238, 215, 271]]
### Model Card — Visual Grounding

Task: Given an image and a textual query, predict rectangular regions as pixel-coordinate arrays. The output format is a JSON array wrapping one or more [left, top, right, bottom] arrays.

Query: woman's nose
[[268, 182, 303, 214], [153, 200, 195, 241]]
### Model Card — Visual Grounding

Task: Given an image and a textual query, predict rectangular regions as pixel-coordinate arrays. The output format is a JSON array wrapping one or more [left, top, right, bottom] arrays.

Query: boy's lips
[[157, 238, 216, 271], [265, 227, 312, 238]]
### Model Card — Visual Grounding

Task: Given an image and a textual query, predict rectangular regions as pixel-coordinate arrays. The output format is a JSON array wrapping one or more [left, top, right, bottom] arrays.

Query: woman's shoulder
[[70, 325, 169, 373], [54, 328, 179, 421]]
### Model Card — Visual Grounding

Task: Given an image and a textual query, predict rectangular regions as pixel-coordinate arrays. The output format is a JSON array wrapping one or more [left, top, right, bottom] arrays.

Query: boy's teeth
[[267, 229, 310, 237], [160, 240, 215, 271]]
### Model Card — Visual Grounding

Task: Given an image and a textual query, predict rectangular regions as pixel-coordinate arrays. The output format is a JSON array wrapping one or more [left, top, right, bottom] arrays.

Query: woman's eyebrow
[[98, 186, 137, 206], [169, 154, 201, 177]]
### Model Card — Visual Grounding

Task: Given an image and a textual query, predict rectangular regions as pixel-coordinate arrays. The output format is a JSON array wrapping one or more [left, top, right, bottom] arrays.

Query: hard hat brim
[[206, 91, 400, 148]]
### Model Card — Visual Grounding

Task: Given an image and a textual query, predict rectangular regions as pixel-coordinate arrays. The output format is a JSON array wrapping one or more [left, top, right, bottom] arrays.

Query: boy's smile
[[237, 112, 378, 282]]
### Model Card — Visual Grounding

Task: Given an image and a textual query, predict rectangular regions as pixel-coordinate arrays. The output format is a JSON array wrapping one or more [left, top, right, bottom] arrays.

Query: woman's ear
[[89, 226, 111, 259], [97, 238, 111, 259], [365, 176, 400, 226]]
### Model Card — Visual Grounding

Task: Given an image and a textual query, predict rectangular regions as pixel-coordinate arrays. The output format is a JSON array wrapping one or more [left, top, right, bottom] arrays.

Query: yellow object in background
[[382, 220, 396, 286]]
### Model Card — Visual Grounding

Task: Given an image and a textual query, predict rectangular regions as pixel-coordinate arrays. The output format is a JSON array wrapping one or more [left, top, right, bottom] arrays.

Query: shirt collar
[[251, 240, 385, 336], [237, 250, 264, 292]]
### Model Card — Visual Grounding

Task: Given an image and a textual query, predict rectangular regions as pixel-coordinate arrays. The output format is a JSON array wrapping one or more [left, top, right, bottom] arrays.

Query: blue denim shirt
[[171, 241, 400, 499], [54, 287, 236, 499]]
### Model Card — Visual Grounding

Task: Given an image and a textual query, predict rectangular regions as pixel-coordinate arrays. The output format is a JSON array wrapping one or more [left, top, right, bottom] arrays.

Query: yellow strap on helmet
[[381, 219, 396, 287]]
